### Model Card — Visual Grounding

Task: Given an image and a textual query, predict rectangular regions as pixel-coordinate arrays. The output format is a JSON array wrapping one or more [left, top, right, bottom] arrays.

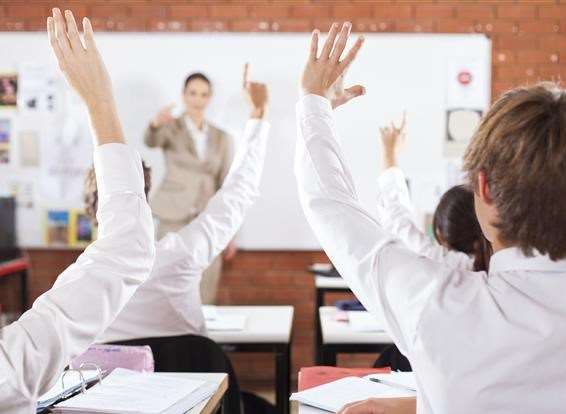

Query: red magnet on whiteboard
[[457, 70, 472, 86]]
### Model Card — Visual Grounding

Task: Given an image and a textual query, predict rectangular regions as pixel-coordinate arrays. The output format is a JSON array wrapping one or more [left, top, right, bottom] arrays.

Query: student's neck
[[491, 237, 511, 254], [186, 112, 205, 130]]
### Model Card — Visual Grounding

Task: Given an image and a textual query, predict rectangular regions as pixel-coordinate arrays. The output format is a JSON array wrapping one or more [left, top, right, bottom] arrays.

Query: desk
[[313, 276, 351, 364], [207, 306, 294, 414], [160, 373, 228, 414], [319, 307, 393, 366], [297, 397, 416, 414]]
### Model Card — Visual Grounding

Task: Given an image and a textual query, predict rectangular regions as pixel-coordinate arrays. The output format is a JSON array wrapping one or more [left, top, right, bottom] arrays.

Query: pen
[[368, 377, 416, 393]]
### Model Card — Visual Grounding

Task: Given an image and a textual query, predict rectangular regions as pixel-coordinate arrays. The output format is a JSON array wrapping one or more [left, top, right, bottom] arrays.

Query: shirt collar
[[184, 116, 208, 135], [489, 247, 566, 273]]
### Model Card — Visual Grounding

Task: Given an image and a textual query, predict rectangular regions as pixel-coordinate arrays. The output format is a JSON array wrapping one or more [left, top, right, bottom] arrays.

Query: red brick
[[6, 4, 48, 18], [148, 19, 189, 32], [89, 5, 129, 19], [436, 18, 475, 33], [415, 5, 454, 19], [456, 5, 496, 19], [538, 5, 566, 19], [492, 81, 517, 100], [209, 5, 248, 19], [496, 33, 539, 49], [517, 50, 559, 64], [171, 5, 208, 18], [129, 5, 168, 19], [354, 19, 394, 33], [494, 65, 537, 80], [248, 5, 289, 19], [520, 20, 561, 34], [332, 5, 374, 19], [538, 65, 565, 81], [290, 5, 331, 19], [482, 20, 518, 34], [373, 4, 413, 19], [496, 5, 536, 19], [272, 19, 311, 32], [90, 17, 147, 31], [230, 19, 270, 31], [539, 34, 566, 51]]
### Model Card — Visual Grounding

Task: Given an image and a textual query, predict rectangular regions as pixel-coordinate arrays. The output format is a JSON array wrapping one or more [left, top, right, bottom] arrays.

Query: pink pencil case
[[70, 344, 155, 373]]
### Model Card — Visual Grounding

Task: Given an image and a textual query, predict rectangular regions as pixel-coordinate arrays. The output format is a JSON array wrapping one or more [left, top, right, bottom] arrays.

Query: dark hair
[[183, 72, 212, 91], [463, 82, 566, 260], [433, 185, 492, 272], [84, 160, 152, 226]]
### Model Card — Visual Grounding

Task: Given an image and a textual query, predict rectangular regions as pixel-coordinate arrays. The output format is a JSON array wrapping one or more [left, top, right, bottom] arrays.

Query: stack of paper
[[291, 376, 416, 412], [347, 311, 385, 332], [52, 368, 216, 414], [366, 372, 417, 392]]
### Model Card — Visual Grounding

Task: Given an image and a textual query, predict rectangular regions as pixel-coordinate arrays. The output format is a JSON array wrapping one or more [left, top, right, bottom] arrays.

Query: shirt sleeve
[[165, 119, 270, 272], [295, 94, 450, 355], [0, 143, 155, 403], [377, 167, 474, 271]]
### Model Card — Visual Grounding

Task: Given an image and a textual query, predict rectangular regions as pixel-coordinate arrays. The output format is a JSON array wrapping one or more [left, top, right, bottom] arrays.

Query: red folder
[[298, 366, 391, 391]]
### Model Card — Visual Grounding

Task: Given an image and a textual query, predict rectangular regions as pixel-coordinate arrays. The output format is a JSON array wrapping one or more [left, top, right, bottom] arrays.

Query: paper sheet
[[365, 372, 417, 392], [290, 376, 416, 413]]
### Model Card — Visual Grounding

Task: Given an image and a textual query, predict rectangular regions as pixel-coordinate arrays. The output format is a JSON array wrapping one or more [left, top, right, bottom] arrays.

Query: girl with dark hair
[[376, 115, 492, 273]]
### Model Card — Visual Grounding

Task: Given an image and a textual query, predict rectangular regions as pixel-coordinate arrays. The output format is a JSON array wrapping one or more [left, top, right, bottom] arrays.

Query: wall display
[[444, 108, 482, 158], [0, 73, 17, 107], [69, 210, 95, 247], [44, 209, 69, 246], [18, 130, 40, 167], [0, 118, 12, 164]]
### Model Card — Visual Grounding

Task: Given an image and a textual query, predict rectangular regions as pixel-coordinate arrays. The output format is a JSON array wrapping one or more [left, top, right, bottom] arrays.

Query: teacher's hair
[[184, 72, 211, 90]]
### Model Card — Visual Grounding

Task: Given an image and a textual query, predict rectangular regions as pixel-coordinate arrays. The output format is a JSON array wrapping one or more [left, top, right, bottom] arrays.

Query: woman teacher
[[145, 72, 234, 304]]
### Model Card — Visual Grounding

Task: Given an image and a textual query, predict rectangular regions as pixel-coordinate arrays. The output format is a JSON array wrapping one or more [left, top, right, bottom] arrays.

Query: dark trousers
[[109, 334, 242, 414]]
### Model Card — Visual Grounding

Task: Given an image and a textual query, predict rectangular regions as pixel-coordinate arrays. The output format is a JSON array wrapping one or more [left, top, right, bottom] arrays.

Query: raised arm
[[164, 63, 270, 271], [377, 120, 473, 270], [144, 104, 175, 148], [295, 23, 450, 355], [0, 9, 154, 405]]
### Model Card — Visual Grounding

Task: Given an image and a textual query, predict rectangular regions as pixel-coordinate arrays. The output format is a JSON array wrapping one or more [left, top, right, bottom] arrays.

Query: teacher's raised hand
[[301, 22, 365, 109], [243, 63, 269, 119], [47, 8, 123, 145]]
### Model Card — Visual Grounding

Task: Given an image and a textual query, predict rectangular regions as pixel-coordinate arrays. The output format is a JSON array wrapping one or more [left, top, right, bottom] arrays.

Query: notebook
[[37, 370, 101, 412], [366, 372, 417, 392], [52, 368, 215, 413], [290, 376, 416, 413], [298, 366, 390, 391]]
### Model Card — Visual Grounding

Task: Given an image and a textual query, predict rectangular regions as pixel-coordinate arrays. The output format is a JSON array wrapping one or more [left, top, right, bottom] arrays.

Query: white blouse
[[98, 120, 270, 343], [0, 144, 155, 413]]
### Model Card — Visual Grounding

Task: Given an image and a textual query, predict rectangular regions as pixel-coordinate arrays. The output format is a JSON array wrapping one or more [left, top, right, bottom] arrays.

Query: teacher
[[144, 72, 234, 304]]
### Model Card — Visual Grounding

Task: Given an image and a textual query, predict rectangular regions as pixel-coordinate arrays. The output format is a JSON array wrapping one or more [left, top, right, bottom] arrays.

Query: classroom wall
[[2, 0, 565, 384]]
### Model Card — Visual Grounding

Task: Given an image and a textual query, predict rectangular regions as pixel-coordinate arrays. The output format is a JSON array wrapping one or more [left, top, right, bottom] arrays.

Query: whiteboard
[[0, 32, 491, 250]]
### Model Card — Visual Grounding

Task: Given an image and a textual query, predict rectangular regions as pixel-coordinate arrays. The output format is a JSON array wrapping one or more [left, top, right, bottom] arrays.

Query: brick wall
[[2, 0, 565, 387]]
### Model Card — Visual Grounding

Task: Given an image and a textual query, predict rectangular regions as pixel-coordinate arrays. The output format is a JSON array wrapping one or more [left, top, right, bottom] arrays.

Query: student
[[296, 22, 566, 414], [0, 9, 155, 412], [373, 118, 492, 373], [376, 117, 492, 272]]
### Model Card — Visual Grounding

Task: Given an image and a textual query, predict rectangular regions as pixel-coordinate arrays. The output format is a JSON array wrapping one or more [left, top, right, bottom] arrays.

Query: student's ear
[[477, 171, 493, 205]]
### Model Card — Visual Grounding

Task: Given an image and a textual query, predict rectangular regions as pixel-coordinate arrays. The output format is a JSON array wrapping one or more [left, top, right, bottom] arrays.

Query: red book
[[298, 366, 391, 391]]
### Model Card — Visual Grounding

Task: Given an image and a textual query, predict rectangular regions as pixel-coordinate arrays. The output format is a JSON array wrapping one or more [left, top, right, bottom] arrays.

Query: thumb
[[345, 85, 365, 100]]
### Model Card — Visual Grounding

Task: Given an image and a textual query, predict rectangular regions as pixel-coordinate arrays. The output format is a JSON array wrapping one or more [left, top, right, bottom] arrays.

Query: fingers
[[399, 110, 407, 130], [64, 10, 84, 52], [309, 29, 319, 61], [82, 17, 97, 51], [319, 22, 340, 60], [52, 8, 72, 57], [243, 62, 250, 89], [47, 16, 66, 65], [338, 35, 364, 74], [329, 22, 351, 64]]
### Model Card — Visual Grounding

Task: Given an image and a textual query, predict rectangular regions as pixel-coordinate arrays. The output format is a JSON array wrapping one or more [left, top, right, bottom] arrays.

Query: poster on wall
[[0, 73, 17, 107], [19, 130, 40, 167], [0, 118, 12, 164], [70, 210, 95, 247], [44, 209, 69, 246], [444, 108, 482, 158], [18, 64, 60, 113]]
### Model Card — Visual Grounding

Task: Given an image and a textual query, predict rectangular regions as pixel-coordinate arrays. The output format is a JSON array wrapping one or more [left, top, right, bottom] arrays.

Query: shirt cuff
[[93, 143, 145, 199], [244, 118, 271, 138], [296, 94, 332, 119]]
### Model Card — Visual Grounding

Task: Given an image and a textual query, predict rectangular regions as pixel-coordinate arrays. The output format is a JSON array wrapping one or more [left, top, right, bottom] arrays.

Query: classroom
[[0, 1, 565, 413]]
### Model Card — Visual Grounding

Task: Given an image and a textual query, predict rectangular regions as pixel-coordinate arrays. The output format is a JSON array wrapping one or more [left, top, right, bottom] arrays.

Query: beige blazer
[[145, 117, 232, 223]]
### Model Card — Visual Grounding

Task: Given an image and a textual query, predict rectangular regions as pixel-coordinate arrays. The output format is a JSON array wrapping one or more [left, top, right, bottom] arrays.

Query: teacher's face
[[183, 78, 212, 114]]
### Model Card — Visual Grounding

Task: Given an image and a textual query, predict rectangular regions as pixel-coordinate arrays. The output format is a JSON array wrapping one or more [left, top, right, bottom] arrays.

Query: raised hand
[[151, 103, 176, 128], [243, 63, 269, 119], [47, 8, 123, 145], [301, 22, 365, 109], [379, 112, 407, 170]]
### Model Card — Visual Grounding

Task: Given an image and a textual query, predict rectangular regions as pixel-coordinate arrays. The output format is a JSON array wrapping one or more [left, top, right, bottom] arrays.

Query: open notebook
[[290, 375, 416, 413], [51, 368, 217, 413]]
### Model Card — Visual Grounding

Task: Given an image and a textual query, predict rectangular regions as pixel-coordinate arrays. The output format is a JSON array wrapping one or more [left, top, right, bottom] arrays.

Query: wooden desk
[[319, 306, 393, 366], [206, 306, 294, 414]]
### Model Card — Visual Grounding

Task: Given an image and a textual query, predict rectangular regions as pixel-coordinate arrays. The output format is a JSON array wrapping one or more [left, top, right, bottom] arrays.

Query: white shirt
[[0, 144, 155, 414], [376, 167, 473, 270], [98, 119, 270, 343], [295, 94, 566, 414], [185, 116, 210, 160]]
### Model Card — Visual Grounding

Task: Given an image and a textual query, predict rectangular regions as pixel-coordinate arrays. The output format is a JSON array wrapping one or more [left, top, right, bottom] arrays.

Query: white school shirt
[[376, 167, 473, 270], [0, 144, 155, 414], [295, 94, 566, 414], [185, 116, 210, 160], [98, 120, 270, 343]]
